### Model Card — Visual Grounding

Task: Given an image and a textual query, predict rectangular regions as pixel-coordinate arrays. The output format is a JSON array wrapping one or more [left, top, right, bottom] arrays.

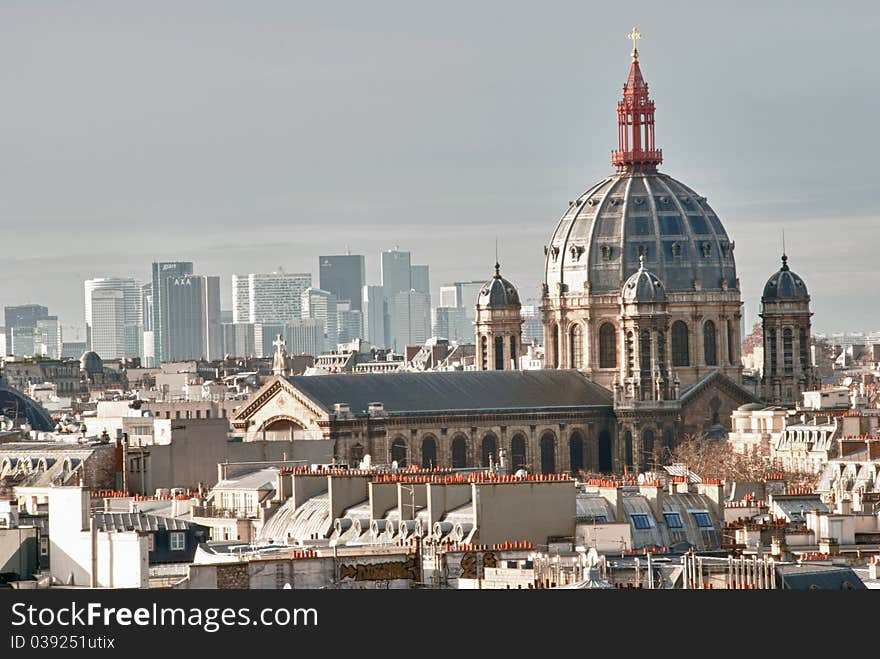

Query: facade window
[[626, 332, 634, 378], [703, 320, 717, 366], [663, 512, 683, 529], [569, 324, 583, 368], [169, 532, 185, 551], [510, 336, 517, 368], [549, 324, 560, 369], [692, 512, 714, 529], [569, 431, 585, 473], [421, 437, 437, 469], [451, 436, 468, 468], [494, 335, 504, 370], [671, 321, 689, 367], [657, 331, 666, 370], [630, 514, 652, 530], [783, 328, 793, 373], [639, 331, 651, 374], [195, 410, 201, 419], [511, 434, 527, 470], [599, 323, 616, 368], [593, 515, 608, 523], [727, 319, 735, 365], [769, 329, 777, 376], [799, 327, 808, 370], [480, 434, 497, 467], [391, 438, 408, 467]]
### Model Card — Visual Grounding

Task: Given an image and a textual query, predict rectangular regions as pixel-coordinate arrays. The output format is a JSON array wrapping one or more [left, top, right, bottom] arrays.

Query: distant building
[[151, 261, 194, 364], [34, 316, 62, 359], [161, 274, 221, 361], [221, 322, 260, 358], [233, 272, 312, 325], [301, 288, 338, 350], [362, 285, 387, 349], [432, 306, 470, 342], [336, 300, 363, 344], [260, 319, 324, 357], [4, 304, 50, 357], [89, 290, 126, 359], [319, 254, 365, 312], [410, 265, 430, 295], [84, 277, 142, 358], [390, 290, 430, 350]]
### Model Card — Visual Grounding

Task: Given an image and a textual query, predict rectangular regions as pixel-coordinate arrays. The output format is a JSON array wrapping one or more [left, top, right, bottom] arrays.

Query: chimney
[[598, 484, 623, 521], [639, 483, 664, 521], [333, 403, 351, 417]]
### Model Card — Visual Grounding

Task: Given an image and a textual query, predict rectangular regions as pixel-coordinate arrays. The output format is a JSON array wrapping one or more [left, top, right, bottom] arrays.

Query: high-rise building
[[231, 274, 250, 324], [232, 272, 312, 324], [439, 285, 458, 308], [391, 290, 431, 349], [410, 265, 430, 295], [34, 317, 62, 359], [301, 288, 338, 350], [381, 250, 412, 300], [520, 305, 544, 344], [84, 277, 141, 357], [260, 319, 324, 356], [160, 274, 221, 361], [319, 255, 366, 312], [222, 322, 259, 358], [336, 300, 363, 344], [4, 305, 50, 356], [0, 328, 6, 356], [89, 290, 125, 359], [362, 285, 387, 348], [151, 261, 194, 364], [432, 306, 470, 342]]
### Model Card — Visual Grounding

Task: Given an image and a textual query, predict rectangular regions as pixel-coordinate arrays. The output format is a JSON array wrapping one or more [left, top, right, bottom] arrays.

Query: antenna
[[781, 228, 786, 257]]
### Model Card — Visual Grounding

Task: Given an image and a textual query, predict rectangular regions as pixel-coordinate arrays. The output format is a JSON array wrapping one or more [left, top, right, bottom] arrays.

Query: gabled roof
[[680, 370, 762, 406], [284, 370, 613, 416]]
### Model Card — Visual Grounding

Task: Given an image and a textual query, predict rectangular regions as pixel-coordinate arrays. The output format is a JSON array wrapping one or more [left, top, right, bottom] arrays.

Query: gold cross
[[627, 26, 641, 59]]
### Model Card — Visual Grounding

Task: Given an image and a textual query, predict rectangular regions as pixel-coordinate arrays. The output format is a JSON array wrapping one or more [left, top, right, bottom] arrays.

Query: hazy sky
[[0, 1, 878, 336]]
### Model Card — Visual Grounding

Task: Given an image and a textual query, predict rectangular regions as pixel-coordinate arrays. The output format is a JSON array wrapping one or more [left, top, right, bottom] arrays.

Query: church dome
[[0, 379, 54, 431], [543, 40, 737, 297], [762, 255, 808, 301], [477, 264, 520, 308], [621, 256, 666, 303]]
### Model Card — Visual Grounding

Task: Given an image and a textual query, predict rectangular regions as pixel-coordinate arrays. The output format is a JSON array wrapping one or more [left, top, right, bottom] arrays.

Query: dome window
[[701, 242, 712, 257], [600, 245, 613, 260], [671, 242, 682, 257]]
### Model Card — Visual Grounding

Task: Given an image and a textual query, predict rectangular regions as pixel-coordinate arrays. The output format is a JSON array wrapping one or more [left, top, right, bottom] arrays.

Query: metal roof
[[776, 564, 866, 590], [91, 512, 199, 533], [286, 369, 613, 416]]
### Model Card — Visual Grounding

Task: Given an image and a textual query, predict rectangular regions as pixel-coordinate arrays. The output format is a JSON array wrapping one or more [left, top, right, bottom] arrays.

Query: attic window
[[663, 512, 683, 529], [691, 511, 714, 529], [630, 513, 652, 530]]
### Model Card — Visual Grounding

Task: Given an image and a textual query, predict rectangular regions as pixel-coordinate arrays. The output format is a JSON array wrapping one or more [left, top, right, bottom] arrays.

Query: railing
[[242, 429, 325, 442]]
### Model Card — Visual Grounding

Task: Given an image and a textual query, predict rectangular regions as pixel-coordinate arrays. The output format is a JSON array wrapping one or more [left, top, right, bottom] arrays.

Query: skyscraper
[[232, 272, 312, 324], [151, 261, 194, 364], [411, 265, 430, 295], [160, 274, 221, 361], [391, 290, 431, 349], [301, 288, 338, 351], [432, 306, 470, 342], [381, 249, 412, 300], [362, 285, 387, 348], [89, 290, 125, 359], [260, 319, 324, 356], [4, 305, 50, 357], [319, 255, 365, 312], [34, 317, 62, 359], [335, 300, 363, 344], [84, 277, 142, 358]]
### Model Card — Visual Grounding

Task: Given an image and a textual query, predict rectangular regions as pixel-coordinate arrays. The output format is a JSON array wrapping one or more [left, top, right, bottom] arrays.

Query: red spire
[[611, 28, 662, 173]]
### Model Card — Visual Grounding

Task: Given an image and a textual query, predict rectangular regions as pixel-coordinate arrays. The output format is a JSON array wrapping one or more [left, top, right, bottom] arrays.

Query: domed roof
[[621, 256, 667, 303], [544, 172, 737, 296], [762, 255, 809, 301], [477, 264, 520, 308], [80, 351, 103, 375], [0, 379, 55, 431]]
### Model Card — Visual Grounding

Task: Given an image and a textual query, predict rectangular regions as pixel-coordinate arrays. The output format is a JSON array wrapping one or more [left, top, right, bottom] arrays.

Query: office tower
[[0, 328, 5, 356], [160, 274, 221, 361], [231, 274, 250, 324], [34, 317, 62, 359], [232, 272, 312, 324], [439, 285, 458, 308], [140, 283, 154, 366], [381, 249, 412, 300], [432, 306, 470, 342], [222, 322, 259, 358], [391, 290, 431, 349], [4, 305, 50, 356], [411, 265, 430, 295], [84, 277, 141, 357], [151, 261, 194, 364], [301, 288, 338, 350], [362, 285, 387, 348], [260, 319, 324, 356], [520, 305, 544, 344], [220, 310, 233, 324], [89, 290, 125, 359], [336, 300, 363, 344], [61, 341, 87, 359], [319, 255, 366, 312]]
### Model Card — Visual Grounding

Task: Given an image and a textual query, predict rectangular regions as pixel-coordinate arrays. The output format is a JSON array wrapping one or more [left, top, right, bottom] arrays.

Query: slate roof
[[775, 564, 866, 590], [286, 370, 613, 416]]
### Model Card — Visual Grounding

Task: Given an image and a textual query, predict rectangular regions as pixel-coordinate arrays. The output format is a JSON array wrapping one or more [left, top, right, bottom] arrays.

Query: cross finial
[[627, 26, 642, 60], [273, 333, 285, 353]]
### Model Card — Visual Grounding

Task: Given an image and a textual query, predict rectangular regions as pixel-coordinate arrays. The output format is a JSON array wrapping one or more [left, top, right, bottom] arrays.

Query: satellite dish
[[842, 376, 853, 387]]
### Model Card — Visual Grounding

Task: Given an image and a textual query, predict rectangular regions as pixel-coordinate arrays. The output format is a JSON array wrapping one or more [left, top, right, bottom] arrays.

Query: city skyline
[[1, 4, 878, 335]]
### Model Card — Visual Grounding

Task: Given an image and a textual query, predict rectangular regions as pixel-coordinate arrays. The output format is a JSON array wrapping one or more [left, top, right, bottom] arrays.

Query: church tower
[[475, 263, 523, 371], [760, 254, 816, 406]]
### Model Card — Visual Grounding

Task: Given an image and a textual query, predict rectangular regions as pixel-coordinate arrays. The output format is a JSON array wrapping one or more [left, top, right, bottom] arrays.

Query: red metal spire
[[611, 27, 663, 173]]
